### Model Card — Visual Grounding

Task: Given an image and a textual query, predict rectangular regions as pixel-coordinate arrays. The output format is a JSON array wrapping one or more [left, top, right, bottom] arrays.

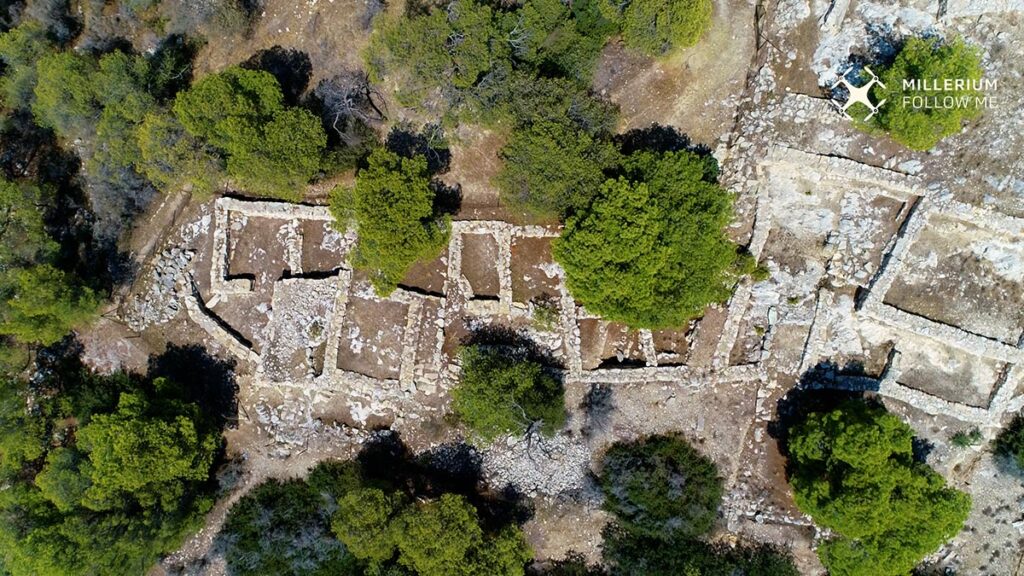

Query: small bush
[[950, 427, 982, 448], [996, 415, 1024, 469]]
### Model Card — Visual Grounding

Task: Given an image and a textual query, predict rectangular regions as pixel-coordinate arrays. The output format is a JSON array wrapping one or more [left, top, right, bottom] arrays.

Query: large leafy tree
[[173, 66, 327, 200], [136, 111, 225, 196], [872, 36, 985, 150], [0, 178, 98, 345], [452, 344, 566, 443], [73, 387, 220, 513], [391, 493, 530, 576], [0, 264, 100, 345], [173, 66, 283, 148], [32, 51, 100, 138], [598, 434, 721, 540], [332, 148, 449, 295], [367, 1, 500, 111], [554, 149, 739, 329], [0, 367, 222, 576], [787, 400, 971, 576], [221, 477, 359, 576], [0, 22, 52, 110]]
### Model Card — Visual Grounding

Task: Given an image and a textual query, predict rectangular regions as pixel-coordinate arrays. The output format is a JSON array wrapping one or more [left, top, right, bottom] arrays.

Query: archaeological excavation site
[[0, 0, 1021, 574]]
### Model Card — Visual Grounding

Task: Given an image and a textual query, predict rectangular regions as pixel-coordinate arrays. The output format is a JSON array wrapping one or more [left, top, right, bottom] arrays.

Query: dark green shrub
[[871, 36, 985, 150], [598, 434, 721, 540]]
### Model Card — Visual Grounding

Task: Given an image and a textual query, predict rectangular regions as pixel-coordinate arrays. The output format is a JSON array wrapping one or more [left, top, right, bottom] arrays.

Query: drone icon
[[830, 66, 887, 121]]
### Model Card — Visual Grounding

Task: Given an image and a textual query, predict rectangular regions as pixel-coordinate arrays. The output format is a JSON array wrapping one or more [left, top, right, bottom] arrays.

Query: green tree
[[506, 0, 615, 83], [601, 0, 712, 56], [393, 493, 531, 576], [554, 150, 740, 329], [0, 264, 100, 345], [225, 106, 327, 200], [787, 400, 971, 576], [74, 388, 220, 513], [0, 367, 222, 576], [136, 112, 225, 196], [598, 434, 721, 540], [173, 66, 283, 149], [602, 528, 799, 576], [173, 67, 327, 199], [497, 119, 619, 220], [0, 179, 57, 271], [0, 376, 47, 477], [32, 51, 99, 138], [334, 148, 449, 295], [367, 2, 499, 111], [222, 478, 358, 576], [872, 36, 985, 150], [452, 344, 566, 442], [0, 22, 52, 109], [332, 487, 403, 567], [89, 52, 158, 186]]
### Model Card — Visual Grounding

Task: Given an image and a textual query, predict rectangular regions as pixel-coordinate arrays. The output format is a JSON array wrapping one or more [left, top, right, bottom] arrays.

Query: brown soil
[[336, 294, 408, 380], [460, 234, 501, 298], [510, 236, 559, 304]]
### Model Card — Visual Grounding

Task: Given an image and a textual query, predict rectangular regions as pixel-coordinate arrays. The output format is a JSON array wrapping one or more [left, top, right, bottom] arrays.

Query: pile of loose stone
[[124, 247, 194, 332]]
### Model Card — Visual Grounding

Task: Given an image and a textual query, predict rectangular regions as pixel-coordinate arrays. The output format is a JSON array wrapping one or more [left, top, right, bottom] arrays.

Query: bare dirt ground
[[195, 0, 377, 82], [593, 0, 757, 145]]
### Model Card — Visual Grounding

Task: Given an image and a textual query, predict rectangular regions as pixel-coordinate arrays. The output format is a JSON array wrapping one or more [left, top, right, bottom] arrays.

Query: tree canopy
[[601, 529, 800, 576], [601, 0, 713, 56], [872, 36, 985, 150], [452, 344, 567, 443], [223, 457, 532, 576], [0, 364, 222, 576], [786, 400, 971, 576], [553, 149, 741, 329], [221, 476, 359, 576], [332, 148, 449, 295], [497, 119, 619, 220], [598, 434, 721, 540], [173, 66, 327, 199], [594, 433, 797, 575]]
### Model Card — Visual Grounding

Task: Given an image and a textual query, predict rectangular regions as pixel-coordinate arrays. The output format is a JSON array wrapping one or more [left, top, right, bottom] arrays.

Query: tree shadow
[[581, 383, 614, 439], [613, 124, 719, 183], [767, 360, 879, 458], [461, 324, 562, 369], [147, 344, 239, 431], [431, 180, 462, 217], [242, 46, 312, 106], [355, 431, 534, 529], [0, 110, 138, 291], [614, 124, 713, 158], [385, 124, 451, 176]]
